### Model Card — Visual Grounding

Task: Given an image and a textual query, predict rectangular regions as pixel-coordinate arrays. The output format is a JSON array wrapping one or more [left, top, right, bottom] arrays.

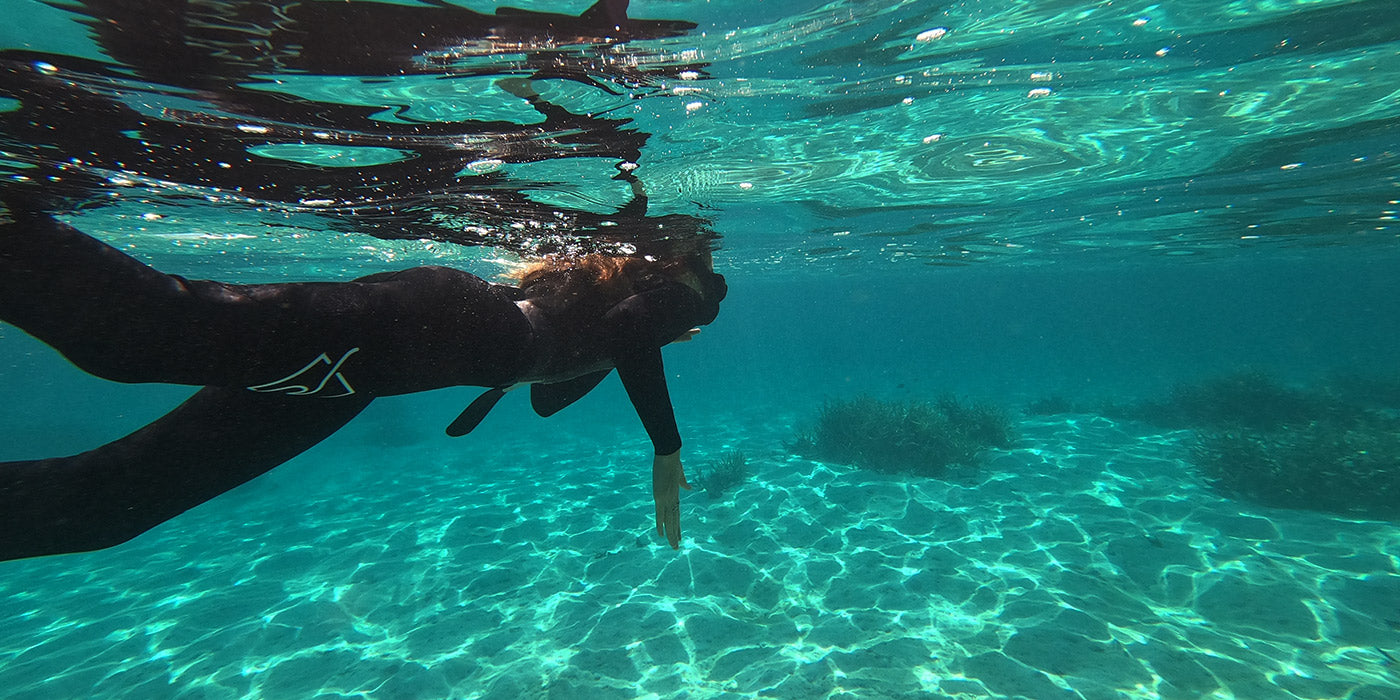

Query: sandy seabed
[[1, 409, 1397, 700]]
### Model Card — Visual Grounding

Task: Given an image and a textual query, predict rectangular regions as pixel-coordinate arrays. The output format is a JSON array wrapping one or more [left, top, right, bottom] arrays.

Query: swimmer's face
[[640, 250, 725, 313], [666, 252, 713, 290], [686, 251, 726, 306]]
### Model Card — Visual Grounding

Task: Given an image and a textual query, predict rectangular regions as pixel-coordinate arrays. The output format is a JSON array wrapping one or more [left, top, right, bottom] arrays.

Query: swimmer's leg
[[0, 386, 371, 562], [0, 201, 269, 385], [1, 200, 394, 392]]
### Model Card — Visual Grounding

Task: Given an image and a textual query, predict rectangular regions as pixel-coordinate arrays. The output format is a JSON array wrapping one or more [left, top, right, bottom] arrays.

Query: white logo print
[[248, 348, 360, 398]]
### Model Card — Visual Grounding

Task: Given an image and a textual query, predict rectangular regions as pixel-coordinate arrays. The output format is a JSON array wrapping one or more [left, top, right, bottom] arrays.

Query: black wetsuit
[[0, 205, 725, 561]]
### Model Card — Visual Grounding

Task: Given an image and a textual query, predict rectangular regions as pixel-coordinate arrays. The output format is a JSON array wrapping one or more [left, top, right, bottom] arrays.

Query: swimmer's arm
[[615, 348, 682, 458], [605, 286, 706, 548], [615, 349, 690, 549]]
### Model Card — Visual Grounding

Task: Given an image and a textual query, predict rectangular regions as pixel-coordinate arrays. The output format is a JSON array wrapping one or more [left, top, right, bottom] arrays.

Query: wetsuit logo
[[248, 348, 360, 398]]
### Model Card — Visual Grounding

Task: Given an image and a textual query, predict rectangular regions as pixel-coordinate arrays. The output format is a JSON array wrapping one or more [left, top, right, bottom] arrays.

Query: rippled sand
[[2, 410, 1397, 699]]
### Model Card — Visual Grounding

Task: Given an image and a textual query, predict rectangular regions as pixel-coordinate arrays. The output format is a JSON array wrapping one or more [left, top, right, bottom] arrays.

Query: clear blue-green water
[[2, 0, 1399, 698]]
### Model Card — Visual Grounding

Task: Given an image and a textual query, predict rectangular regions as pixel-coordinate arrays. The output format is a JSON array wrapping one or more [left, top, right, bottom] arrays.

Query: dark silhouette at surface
[[55, 0, 697, 88], [1, 0, 711, 254], [0, 54, 681, 247]]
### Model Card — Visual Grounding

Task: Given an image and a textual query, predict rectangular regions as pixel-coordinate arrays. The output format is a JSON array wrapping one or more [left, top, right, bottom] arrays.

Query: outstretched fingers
[[651, 450, 689, 549], [655, 499, 682, 549]]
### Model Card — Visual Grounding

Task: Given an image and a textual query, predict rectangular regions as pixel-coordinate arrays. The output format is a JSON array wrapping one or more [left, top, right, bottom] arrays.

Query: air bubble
[[467, 159, 504, 174], [915, 27, 948, 42]]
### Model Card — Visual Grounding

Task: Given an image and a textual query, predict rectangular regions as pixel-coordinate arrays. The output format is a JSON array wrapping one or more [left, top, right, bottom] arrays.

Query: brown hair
[[513, 254, 646, 287], [511, 252, 702, 296], [510, 252, 711, 325], [506, 255, 647, 321]]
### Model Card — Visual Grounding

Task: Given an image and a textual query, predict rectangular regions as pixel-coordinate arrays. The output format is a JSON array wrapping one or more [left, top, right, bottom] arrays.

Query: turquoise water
[[2, 0, 1399, 698]]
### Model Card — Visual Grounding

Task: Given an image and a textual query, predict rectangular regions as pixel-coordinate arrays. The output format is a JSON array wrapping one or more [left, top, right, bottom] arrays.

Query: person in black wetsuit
[[0, 199, 726, 562]]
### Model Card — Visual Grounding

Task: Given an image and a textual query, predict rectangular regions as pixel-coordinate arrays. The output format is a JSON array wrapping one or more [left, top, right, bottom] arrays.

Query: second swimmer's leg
[[0, 385, 372, 562], [0, 199, 334, 387], [0, 200, 232, 382]]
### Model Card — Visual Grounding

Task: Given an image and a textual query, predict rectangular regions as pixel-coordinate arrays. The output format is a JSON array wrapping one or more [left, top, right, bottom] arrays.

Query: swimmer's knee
[[0, 514, 148, 562], [0, 473, 151, 562], [60, 348, 157, 385]]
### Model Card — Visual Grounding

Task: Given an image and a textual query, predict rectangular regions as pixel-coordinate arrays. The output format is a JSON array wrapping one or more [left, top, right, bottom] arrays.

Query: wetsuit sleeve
[[0, 386, 371, 561], [614, 348, 681, 455], [603, 283, 706, 456]]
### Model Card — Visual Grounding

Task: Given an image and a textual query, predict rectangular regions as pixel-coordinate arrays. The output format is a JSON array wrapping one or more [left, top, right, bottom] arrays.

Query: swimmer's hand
[[652, 450, 691, 549], [671, 327, 701, 344]]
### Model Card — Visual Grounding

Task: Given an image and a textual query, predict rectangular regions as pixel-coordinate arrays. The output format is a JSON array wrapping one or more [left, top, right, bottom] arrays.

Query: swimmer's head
[[669, 250, 726, 308], [513, 250, 725, 325]]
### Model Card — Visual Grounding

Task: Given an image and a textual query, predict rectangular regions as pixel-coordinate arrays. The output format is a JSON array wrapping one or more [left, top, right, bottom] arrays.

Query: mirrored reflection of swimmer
[[61, 0, 700, 87], [1, 0, 709, 246], [0, 198, 726, 562]]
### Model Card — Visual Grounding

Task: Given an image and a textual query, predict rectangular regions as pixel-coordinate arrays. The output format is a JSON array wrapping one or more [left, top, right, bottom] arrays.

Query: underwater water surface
[[2, 0, 1399, 698]]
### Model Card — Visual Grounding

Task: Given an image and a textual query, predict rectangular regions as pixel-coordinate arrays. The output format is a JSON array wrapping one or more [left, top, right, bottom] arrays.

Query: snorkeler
[[0, 197, 726, 562]]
